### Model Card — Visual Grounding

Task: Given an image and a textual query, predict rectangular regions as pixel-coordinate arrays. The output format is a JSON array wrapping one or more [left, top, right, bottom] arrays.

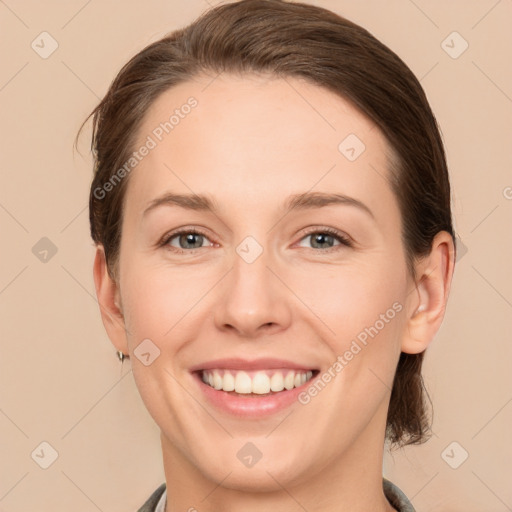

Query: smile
[[200, 369, 316, 395]]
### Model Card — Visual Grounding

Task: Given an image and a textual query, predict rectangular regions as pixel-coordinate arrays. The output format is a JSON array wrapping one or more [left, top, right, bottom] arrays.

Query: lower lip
[[191, 371, 317, 418]]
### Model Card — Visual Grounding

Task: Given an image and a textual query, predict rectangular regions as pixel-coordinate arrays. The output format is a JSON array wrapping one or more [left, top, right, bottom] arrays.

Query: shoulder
[[383, 478, 416, 512], [137, 483, 166, 512]]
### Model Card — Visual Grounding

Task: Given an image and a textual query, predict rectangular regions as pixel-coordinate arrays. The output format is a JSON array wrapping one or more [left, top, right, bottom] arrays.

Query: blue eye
[[159, 227, 352, 254], [164, 230, 212, 251], [298, 230, 352, 250]]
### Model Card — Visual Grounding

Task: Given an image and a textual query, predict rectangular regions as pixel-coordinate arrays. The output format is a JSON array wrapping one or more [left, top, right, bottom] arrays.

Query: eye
[[158, 227, 351, 253], [297, 229, 352, 250], [161, 229, 214, 252]]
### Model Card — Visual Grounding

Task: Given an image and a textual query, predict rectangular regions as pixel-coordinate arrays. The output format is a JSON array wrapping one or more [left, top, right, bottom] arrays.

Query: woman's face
[[113, 73, 417, 490]]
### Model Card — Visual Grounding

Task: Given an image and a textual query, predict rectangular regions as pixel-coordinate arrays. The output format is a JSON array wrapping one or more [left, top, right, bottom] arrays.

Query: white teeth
[[201, 369, 315, 394], [222, 372, 235, 392], [234, 371, 252, 393], [284, 371, 295, 390], [213, 370, 223, 390], [270, 372, 285, 392], [251, 372, 270, 394]]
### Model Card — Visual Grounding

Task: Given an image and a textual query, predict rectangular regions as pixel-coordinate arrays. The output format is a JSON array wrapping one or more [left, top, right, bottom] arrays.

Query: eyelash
[[158, 226, 353, 254], [159, 228, 213, 254], [300, 226, 353, 250]]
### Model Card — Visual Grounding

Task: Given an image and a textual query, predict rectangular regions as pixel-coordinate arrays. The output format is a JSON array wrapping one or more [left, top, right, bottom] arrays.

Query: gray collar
[[139, 478, 415, 511]]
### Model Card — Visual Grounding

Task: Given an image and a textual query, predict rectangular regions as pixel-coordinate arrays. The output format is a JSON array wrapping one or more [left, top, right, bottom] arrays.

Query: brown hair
[[79, 0, 455, 448]]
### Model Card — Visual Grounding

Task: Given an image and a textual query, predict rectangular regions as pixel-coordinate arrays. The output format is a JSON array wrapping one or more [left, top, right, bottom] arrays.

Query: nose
[[213, 247, 292, 338]]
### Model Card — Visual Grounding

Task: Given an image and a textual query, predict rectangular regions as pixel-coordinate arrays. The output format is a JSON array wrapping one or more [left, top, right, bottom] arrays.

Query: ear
[[93, 245, 129, 355], [401, 231, 455, 354]]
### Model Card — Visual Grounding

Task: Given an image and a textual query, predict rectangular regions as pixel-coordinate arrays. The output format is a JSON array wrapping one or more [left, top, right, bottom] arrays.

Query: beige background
[[1, 0, 511, 511]]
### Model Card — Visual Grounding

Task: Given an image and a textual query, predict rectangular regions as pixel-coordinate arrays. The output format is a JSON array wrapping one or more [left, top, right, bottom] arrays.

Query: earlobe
[[401, 231, 455, 354], [93, 245, 129, 355]]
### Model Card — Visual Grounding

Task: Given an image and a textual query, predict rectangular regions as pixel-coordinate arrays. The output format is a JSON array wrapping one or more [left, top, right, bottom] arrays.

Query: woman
[[81, 0, 456, 510]]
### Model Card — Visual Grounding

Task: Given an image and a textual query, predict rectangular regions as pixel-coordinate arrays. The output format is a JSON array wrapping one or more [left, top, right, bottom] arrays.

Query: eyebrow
[[142, 191, 374, 219]]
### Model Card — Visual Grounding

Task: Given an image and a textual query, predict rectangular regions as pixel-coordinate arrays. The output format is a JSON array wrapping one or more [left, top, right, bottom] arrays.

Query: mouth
[[196, 368, 319, 396], [189, 359, 320, 417]]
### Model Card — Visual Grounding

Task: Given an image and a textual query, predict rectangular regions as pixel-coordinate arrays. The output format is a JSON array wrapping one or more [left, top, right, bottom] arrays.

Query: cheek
[[118, 262, 204, 429], [287, 256, 406, 402], [295, 268, 405, 443], [289, 257, 406, 344], [120, 258, 210, 339]]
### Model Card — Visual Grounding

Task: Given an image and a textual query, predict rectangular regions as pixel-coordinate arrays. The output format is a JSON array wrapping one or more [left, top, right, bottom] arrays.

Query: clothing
[[383, 478, 416, 512], [137, 483, 165, 512], [137, 478, 415, 511]]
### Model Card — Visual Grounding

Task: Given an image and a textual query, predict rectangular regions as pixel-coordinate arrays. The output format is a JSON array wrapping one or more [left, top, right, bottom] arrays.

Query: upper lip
[[189, 358, 318, 372]]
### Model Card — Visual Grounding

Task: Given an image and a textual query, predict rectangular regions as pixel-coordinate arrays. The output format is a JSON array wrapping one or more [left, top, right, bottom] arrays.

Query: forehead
[[125, 72, 397, 221]]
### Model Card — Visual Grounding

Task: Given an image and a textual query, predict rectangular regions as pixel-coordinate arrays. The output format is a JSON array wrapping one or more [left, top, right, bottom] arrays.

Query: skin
[[93, 73, 454, 512]]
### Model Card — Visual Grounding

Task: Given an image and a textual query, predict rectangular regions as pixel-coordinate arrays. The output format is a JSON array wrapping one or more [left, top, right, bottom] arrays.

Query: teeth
[[201, 369, 314, 394], [213, 370, 223, 390], [270, 372, 284, 392], [222, 371, 235, 391], [252, 372, 270, 394], [284, 371, 295, 390], [234, 371, 252, 393]]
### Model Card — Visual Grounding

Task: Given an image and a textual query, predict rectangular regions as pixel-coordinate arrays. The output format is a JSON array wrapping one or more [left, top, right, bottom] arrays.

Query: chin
[[206, 463, 303, 493]]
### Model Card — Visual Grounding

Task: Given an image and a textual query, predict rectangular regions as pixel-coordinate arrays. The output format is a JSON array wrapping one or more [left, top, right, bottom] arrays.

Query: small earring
[[117, 350, 127, 362], [416, 304, 426, 314]]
